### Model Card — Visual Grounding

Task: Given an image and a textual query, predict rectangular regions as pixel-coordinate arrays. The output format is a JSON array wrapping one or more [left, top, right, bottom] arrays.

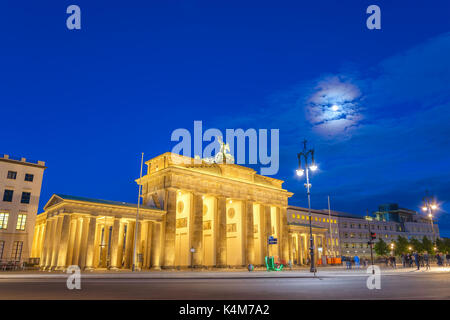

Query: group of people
[[342, 251, 450, 270], [394, 251, 450, 270], [342, 255, 369, 269]]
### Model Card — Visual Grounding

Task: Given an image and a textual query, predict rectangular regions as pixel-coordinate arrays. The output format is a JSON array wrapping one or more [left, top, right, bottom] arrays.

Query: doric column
[[117, 222, 126, 268], [264, 205, 272, 257], [124, 221, 135, 268], [135, 221, 143, 269], [215, 196, 227, 267], [50, 216, 64, 269], [56, 215, 72, 270], [66, 220, 77, 266], [288, 233, 293, 263], [191, 193, 203, 267], [84, 217, 97, 270], [151, 222, 162, 269], [245, 200, 255, 265], [163, 188, 177, 268], [71, 218, 83, 266], [40, 219, 52, 268], [279, 207, 289, 262], [78, 218, 90, 269], [144, 221, 153, 269], [109, 218, 121, 269]]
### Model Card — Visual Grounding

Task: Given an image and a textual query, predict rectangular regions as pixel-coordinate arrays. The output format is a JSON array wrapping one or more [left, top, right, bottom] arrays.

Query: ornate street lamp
[[297, 139, 318, 274], [422, 194, 438, 244]]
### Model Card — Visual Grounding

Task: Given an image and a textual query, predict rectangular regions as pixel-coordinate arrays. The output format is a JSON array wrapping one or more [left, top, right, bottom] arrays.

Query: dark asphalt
[[0, 271, 449, 299]]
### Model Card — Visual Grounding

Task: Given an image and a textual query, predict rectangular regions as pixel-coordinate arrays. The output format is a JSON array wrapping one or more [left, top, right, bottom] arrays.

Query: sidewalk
[[0, 266, 448, 279]]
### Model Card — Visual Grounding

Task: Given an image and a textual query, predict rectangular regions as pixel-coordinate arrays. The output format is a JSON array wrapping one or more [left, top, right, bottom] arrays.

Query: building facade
[[287, 206, 339, 264], [0, 154, 46, 263], [31, 151, 442, 269], [338, 204, 439, 258], [33, 152, 303, 270]]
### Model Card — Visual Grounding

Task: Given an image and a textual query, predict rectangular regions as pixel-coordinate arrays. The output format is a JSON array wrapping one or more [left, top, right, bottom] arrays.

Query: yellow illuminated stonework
[[32, 152, 296, 270]]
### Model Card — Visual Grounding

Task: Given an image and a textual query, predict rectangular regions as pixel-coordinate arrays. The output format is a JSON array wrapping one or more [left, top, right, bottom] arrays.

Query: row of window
[[6, 171, 34, 182], [341, 222, 403, 232], [342, 232, 397, 239], [0, 240, 23, 261], [291, 214, 337, 224], [0, 213, 27, 230], [344, 243, 371, 249], [2, 189, 31, 204]]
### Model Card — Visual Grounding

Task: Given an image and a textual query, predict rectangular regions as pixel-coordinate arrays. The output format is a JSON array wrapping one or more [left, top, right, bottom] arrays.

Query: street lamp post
[[296, 139, 318, 274], [422, 195, 438, 244]]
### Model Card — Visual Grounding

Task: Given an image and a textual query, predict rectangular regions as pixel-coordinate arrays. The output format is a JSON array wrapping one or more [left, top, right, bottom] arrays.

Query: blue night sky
[[1, 1, 450, 236]]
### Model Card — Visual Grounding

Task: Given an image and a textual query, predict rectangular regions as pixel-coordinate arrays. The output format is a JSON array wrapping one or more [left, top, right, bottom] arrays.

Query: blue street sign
[[268, 238, 278, 244]]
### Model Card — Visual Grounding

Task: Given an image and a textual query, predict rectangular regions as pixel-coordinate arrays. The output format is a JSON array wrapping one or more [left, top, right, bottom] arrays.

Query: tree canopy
[[374, 238, 389, 256]]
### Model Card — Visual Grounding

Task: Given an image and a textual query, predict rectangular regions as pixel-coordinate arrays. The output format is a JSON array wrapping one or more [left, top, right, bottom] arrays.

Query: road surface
[[0, 267, 449, 299]]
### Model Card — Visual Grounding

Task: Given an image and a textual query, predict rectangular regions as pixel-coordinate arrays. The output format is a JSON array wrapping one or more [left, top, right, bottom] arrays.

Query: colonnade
[[161, 188, 289, 268], [34, 213, 163, 270], [289, 231, 327, 265]]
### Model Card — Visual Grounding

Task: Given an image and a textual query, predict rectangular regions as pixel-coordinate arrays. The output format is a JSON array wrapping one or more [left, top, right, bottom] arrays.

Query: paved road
[[0, 268, 449, 299]]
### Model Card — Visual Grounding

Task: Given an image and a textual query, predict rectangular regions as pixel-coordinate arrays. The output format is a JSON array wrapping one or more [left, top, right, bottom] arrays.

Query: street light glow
[[431, 204, 437, 210], [296, 169, 304, 176], [422, 206, 427, 211], [310, 164, 318, 171]]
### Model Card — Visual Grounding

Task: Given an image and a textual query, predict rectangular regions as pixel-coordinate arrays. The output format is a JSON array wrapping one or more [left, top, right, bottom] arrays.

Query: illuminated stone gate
[[140, 153, 293, 268]]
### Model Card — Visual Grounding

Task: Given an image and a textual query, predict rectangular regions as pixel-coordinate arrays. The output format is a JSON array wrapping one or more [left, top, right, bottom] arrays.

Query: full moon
[[331, 104, 339, 111]]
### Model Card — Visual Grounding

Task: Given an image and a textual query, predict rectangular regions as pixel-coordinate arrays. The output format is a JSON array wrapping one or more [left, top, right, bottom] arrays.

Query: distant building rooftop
[[0, 153, 46, 168], [288, 205, 364, 219]]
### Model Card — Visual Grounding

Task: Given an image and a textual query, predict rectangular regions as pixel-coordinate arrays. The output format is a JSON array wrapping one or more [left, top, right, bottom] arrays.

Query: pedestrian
[[392, 255, 397, 269], [414, 252, 420, 270], [424, 252, 430, 270], [346, 257, 351, 270], [419, 254, 424, 268], [436, 253, 442, 266], [401, 254, 406, 268], [354, 255, 360, 269], [446, 252, 450, 266]]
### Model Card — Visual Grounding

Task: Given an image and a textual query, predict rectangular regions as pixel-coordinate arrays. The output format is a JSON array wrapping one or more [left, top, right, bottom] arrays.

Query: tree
[[409, 238, 423, 253], [435, 238, 448, 253], [374, 238, 389, 257], [394, 236, 409, 255], [422, 236, 434, 254]]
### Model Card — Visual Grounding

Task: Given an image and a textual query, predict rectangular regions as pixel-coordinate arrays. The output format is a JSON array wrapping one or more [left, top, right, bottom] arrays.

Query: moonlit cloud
[[306, 76, 363, 137]]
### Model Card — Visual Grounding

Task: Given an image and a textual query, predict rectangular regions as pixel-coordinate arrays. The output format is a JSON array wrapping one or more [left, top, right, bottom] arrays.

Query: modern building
[[32, 152, 307, 270], [338, 204, 439, 258], [0, 154, 46, 264]]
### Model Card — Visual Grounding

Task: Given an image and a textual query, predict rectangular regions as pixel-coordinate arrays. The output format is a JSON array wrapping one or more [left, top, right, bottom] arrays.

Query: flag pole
[[132, 152, 144, 272], [328, 195, 334, 257]]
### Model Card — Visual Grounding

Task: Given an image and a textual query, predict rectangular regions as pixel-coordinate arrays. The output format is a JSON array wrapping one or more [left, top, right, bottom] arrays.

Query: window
[[16, 214, 27, 230], [0, 241, 4, 259], [7, 171, 17, 179], [24, 174, 34, 182], [3, 190, 14, 202], [0, 213, 9, 229], [21, 192, 31, 204], [11, 241, 23, 261]]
